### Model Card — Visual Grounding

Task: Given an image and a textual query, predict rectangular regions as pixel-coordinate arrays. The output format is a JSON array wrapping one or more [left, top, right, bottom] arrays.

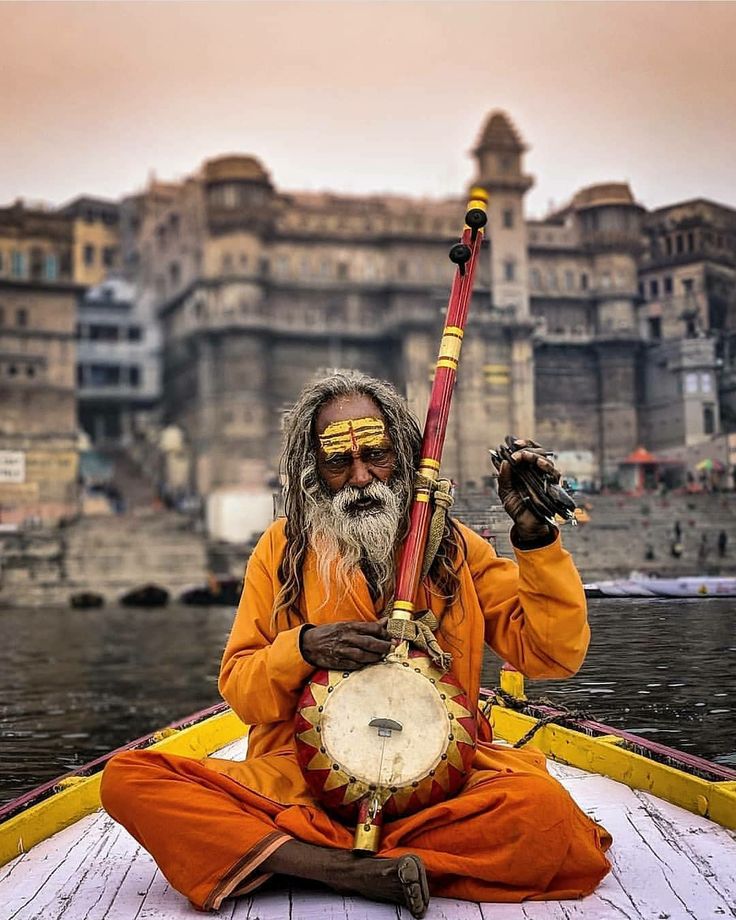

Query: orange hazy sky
[[2, 1, 735, 217]]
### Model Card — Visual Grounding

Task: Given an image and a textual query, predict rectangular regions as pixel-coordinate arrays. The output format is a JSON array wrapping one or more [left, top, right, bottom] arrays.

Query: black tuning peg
[[449, 243, 472, 275]]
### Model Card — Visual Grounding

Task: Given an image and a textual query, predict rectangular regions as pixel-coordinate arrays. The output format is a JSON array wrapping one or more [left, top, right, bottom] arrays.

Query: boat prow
[[1, 672, 735, 918]]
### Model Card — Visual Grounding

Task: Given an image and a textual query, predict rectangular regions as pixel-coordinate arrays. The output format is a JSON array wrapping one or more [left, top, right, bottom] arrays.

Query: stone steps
[[0, 510, 208, 607]]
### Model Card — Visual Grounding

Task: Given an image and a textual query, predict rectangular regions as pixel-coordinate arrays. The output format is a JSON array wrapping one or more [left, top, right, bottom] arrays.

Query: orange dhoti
[[102, 519, 612, 910], [101, 741, 611, 911]]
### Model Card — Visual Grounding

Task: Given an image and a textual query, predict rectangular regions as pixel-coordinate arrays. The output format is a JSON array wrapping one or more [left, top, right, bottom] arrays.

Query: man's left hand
[[496, 437, 560, 543]]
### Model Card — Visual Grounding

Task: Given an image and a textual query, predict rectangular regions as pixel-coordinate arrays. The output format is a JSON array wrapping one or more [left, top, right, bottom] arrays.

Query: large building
[[57, 196, 121, 287], [76, 111, 736, 497], [0, 203, 82, 524], [76, 277, 161, 444]]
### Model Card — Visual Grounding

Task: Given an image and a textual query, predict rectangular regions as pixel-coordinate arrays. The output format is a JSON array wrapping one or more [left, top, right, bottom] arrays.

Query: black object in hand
[[489, 436, 577, 526]]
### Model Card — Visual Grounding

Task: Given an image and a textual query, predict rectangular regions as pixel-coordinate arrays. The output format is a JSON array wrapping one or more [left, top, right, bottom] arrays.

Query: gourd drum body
[[295, 649, 477, 822]]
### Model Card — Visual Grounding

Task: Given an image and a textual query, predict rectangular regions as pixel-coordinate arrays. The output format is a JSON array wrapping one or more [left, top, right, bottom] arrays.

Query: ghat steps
[[0, 511, 207, 607]]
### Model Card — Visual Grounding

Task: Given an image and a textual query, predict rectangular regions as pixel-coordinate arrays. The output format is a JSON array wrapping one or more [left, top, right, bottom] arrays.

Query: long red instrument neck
[[391, 190, 488, 620]]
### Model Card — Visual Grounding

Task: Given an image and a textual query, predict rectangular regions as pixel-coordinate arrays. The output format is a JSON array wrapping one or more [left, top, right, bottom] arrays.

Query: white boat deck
[[1, 737, 735, 920]]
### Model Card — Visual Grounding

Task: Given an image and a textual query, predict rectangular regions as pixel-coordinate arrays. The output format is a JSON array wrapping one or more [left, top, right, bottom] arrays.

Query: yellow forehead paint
[[319, 417, 387, 458]]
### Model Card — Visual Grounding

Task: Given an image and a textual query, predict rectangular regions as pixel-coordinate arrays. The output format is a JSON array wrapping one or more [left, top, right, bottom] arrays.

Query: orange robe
[[101, 520, 611, 910]]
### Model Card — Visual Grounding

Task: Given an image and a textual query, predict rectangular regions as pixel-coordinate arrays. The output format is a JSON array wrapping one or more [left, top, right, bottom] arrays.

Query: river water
[[0, 599, 734, 806]]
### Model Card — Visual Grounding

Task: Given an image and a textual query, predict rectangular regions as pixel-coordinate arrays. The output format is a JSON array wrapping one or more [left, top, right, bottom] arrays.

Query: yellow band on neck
[[319, 417, 387, 458]]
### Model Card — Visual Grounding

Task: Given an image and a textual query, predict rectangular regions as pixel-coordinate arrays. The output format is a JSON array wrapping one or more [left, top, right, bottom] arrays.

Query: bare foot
[[262, 842, 430, 918], [331, 852, 429, 919]]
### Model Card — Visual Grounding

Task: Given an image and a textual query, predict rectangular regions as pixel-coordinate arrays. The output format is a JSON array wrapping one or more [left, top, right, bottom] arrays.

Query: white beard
[[305, 479, 405, 602]]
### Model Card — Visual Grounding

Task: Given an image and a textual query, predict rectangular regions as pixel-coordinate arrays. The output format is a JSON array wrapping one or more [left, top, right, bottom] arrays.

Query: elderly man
[[102, 372, 611, 917]]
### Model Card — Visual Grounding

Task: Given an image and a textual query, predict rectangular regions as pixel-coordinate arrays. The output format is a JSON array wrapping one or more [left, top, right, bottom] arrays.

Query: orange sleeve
[[462, 525, 590, 679], [218, 521, 316, 725]]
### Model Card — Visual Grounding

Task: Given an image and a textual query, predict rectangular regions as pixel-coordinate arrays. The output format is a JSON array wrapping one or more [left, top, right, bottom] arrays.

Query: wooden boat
[[179, 576, 242, 606], [585, 575, 736, 598], [69, 591, 105, 609], [1, 668, 735, 919], [118, 583, 170, 607]]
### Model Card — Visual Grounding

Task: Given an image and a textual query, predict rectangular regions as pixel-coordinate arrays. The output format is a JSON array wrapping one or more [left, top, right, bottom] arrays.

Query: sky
[[2, 1, 735, 219]]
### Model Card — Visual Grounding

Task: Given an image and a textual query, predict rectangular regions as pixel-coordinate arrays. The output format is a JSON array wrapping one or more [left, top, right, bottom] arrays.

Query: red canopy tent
[[618, 446, 664, 493]]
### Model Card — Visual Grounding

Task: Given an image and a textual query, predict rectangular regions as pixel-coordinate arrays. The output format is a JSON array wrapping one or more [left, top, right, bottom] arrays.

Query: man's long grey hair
[[272, 371, 465, 630]]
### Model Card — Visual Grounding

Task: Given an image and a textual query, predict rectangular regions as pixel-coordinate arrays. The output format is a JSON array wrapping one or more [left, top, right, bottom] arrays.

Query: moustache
[[331, 481, 395, 516]]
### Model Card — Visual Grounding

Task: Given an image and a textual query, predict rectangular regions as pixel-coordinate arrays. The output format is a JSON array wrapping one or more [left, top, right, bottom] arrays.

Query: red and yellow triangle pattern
[[295, 650, 477, 822]]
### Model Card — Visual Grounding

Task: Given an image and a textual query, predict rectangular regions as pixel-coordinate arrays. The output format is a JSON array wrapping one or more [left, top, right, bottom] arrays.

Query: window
[[103, 247, 116, 268], [16, 308, 28, 327], [638, 281, 645, 299], [685, 373, 698, 394], [0, 305, 4, 325], [676, 234, 684, 255], [664, 275, 673, 295], [687, 232, 694, 252], [222, 185, 238, 208], [44, 254, 59, 281], [169, 262, 181, 286], [502, 208, 514, 229], [649, 279, 659, 298], [504, 260, 516, 282], [600, 272, 612, 289], [530, 269, 541, 289], [129, 366, 140, 387], [221, 253, 233, 274], [89, 364, 121, 386], [83, 244, 95, 266], [648, 316, 662, 340], [337, 261, 349, 280], [580, 273, 589, 291], [665, 236, 672, 256], [11, 251, 26, 277], [89, 324, 118, 342], [127, 326, 142, 342], [703, 403, 715, 435], [701, 373, 712, 394], [564, 270, 574, 291], [547, 270, 557, 289], [682, 277, 694, 294]]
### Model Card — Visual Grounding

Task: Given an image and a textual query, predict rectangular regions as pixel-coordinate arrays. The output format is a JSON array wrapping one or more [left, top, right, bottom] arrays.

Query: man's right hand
[[300, 617, 394, 670]]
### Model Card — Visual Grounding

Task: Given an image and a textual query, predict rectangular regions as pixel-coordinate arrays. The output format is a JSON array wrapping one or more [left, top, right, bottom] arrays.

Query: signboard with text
[[0, 451, 26, 484]]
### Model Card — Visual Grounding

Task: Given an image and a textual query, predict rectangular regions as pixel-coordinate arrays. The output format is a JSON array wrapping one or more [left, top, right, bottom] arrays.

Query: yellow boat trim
[[0, 709, 246, 869], [495, 670, 736, 832]]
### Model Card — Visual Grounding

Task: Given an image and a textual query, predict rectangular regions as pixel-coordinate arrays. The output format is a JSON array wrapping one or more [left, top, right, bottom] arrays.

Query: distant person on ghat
[[101, 372, 611, 917]]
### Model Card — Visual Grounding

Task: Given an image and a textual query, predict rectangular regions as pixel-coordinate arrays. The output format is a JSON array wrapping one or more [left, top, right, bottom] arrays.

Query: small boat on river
[[1, 667, 734, 919], [585, 574, 736, 598], [118, 583, 170, 607]]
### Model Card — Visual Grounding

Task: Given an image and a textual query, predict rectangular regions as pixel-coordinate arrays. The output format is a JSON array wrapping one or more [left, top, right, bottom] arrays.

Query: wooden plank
[[0, 811, 109, 918], [594, 802, 735, 920], [22, 819, 133, 920], [411, 896, 482, 919], [95, 847, 158, 920], [136, 870, 202, 919], [239, 886, 293, 919], [632, 789, 736, 906], [287, 887, 353, 920]]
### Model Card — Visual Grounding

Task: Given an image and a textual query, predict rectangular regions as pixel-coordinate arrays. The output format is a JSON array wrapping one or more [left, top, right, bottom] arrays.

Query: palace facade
[[127, 111, 735, 493]]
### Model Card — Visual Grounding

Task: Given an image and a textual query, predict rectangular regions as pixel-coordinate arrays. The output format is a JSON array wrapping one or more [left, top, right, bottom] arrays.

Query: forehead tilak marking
[[318, 417, 386, 458]]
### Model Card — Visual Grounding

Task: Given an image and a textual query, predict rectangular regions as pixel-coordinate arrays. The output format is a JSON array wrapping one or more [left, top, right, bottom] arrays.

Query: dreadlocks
[[273, 371, 466, 630]]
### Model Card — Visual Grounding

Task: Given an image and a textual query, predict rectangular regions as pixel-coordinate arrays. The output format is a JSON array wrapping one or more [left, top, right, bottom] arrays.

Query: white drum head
[[320, 660, 450, 788]]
